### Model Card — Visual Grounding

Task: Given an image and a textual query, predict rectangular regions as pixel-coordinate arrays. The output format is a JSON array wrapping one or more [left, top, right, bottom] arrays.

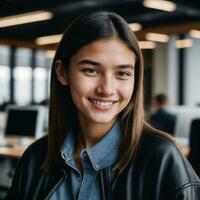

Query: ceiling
[[0, 0, 200, 49]]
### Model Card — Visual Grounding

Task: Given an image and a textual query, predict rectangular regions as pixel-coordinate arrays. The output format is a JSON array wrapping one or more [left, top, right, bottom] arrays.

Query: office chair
[[188, 118, 200, 178]]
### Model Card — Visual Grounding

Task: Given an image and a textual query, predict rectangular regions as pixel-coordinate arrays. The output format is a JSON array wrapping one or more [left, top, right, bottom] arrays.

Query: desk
[[175, 137, 190, 157], [0, 136, 35, 159], [0, 136, 190, 159], [179, 145, 190, 157]]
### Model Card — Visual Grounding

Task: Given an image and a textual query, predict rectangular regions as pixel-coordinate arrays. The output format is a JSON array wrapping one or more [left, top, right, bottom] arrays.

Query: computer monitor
[[167, 106, 200, 138], [4, 105, 46, 139]]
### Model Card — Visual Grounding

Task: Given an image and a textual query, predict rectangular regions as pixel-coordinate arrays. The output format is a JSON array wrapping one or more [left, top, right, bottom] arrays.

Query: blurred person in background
[[150, 93, 176, 136], [6, 12, 200, 200]]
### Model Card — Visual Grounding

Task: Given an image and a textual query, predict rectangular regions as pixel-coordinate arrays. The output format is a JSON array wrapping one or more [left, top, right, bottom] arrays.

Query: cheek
[[120, 81, 134, 101], [70, 83, 85, 102], [69, 75, 94, 98]]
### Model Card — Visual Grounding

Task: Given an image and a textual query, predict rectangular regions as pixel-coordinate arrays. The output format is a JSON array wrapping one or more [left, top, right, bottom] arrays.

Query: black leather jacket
[[6, 132, 200, 200]]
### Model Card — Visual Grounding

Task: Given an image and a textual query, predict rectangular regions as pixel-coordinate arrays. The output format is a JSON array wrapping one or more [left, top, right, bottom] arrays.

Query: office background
[[0, 0, 200, 109], [0, 0, 200, 199]]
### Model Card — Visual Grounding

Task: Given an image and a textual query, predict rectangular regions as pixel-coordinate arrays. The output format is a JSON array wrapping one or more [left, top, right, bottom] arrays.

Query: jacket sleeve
[[5, 139, 41, 200], [162, 140, 200, 200], [139, 133, 200, 200], [5, 136, 51, 200], [172, 184, 200, 200], [5, 144, 36, 200]]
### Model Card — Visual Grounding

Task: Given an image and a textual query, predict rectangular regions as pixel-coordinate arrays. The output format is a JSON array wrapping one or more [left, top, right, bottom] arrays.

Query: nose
[[96, 75, 114, 97]]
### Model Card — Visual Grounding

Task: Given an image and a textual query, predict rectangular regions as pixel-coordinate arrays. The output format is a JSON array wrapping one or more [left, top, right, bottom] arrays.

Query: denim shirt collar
[[60, 121, 122, 170]]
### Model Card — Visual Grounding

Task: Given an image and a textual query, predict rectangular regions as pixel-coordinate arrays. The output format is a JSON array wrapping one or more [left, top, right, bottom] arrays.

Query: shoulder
[[23, 135, 48, 156], [150, 109, 175, 119], [139, 131, 185, 165], [141, 130, 176, 151], [19, 136, 48, 167], [6, 136, 54, 199], [137, 131, 181, 166], [138, 131, 200, 189], [162, 108, 176, 119]]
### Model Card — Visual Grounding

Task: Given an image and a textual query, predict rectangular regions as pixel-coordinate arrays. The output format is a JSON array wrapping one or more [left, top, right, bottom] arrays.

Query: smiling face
[[65, 37, 136, 128]]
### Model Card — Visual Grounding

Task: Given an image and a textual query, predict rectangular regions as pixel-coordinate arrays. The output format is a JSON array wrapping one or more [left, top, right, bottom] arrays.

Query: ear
[[55, 60, 68, 86]]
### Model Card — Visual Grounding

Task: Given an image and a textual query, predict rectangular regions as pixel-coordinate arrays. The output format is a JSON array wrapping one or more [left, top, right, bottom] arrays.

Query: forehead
[[70, 37, 136, 65]]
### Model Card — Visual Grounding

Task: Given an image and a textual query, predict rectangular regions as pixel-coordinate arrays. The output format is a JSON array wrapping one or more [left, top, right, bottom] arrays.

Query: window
[[0, 66, 10, 104], [0, 45, 10, 105], [13, 66, 32, 105], [14, 48, 32, 105], [33, 67, 47, 103], [33, 50, 50, 103]]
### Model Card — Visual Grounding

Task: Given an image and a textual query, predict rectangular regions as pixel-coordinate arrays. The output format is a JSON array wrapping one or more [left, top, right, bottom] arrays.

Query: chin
[[89, 115, 117, 125]]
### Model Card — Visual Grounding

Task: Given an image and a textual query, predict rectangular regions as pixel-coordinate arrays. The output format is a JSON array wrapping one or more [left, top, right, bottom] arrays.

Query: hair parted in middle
[[44, 11, 146, 173]]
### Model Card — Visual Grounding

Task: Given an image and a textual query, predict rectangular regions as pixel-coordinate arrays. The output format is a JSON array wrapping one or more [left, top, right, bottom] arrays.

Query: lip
[[88, 97, 118, 102], [88, 97, 118, 111]]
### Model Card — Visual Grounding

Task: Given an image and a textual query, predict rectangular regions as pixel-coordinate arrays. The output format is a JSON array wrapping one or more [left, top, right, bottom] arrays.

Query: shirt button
[[78, 178, 81, 181], [77, 175, 82, 181], [96, 164, 99, 169]]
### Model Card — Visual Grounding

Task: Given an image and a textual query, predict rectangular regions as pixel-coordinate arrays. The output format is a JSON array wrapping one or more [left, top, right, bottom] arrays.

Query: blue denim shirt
[[50, 122, 122, 200]]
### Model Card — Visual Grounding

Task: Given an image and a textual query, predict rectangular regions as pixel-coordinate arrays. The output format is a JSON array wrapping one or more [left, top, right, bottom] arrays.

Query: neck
[[78, 120, 116, 148]]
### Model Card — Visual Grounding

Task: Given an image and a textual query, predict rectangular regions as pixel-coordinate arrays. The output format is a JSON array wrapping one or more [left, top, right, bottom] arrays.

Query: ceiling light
[[129, 23, 142, 31], [138, 41, 156, 49], [0, 11, 53, 28], [189, 30, 200, 39], [45, 50, 56, 58], [145, 32, 169, 43], [36, 34, 62, 45], [143, 0, 176, 12], [175, 39, 193, 48]]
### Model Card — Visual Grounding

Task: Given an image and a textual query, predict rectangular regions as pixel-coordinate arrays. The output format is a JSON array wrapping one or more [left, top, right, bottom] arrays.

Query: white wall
[[185, 38, 200, 106], [167, 36, 179, 105], [152, 35, 200, 106], [0, 45, 9, 66], [152, 36, 178, 105], [152, 43, 168, 95]]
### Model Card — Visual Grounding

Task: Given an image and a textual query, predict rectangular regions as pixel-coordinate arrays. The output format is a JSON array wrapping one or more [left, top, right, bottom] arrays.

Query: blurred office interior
[[0, 0, 200, 198]]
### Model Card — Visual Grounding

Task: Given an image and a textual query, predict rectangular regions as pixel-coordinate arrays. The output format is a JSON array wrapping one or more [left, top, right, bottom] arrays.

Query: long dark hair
[[42, 11, 148, 173]]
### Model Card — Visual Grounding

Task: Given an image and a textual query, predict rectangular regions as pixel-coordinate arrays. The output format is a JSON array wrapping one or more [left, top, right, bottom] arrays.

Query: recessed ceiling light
[[45, 50, 56, 58], [175, 39, 193, 48], [143, 0, 176, 12], [189, 30, 200, 39], [36, 34, 63, 45], [145, 32, 169, 43], [138, 41, 156, 49], [0, 11, 53, 28], [129, 23, 142, 32]]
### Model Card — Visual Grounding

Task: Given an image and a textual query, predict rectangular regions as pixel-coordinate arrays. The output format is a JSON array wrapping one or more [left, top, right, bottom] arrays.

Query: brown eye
[[82, 68, 99, 75], [86, 68, 97, 74], [116, 71, 130, 77]]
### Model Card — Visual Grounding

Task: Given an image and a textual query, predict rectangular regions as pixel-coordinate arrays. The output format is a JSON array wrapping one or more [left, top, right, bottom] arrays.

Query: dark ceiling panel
[[0, 0, 199, 43]]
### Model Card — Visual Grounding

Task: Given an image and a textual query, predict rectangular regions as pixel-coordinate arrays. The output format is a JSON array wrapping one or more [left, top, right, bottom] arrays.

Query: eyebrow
[[77, 59, 135, 69]]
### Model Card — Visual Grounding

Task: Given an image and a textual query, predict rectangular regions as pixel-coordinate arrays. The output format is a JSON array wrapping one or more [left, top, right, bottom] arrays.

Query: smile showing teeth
[[90, 99, 114, 107]]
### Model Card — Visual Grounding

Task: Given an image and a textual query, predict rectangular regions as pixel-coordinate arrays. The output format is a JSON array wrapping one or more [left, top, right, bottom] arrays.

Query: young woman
[[6, 11, 200, 200]]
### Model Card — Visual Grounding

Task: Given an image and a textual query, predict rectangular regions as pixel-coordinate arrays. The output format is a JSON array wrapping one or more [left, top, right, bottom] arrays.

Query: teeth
[[90, 99, 113, 107]]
